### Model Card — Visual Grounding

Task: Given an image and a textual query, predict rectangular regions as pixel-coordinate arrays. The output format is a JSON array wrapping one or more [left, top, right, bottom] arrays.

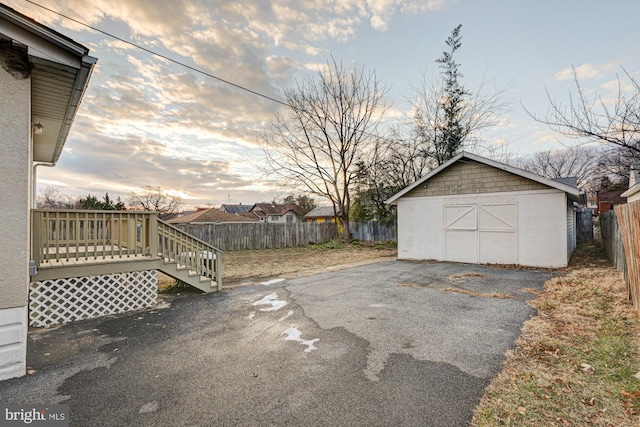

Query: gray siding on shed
[[404, 160, 548, 198], [567, 200, 576, 261]]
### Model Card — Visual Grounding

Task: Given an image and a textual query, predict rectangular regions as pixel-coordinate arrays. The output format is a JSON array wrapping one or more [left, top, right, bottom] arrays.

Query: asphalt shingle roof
[[169, 207, 258, 224]]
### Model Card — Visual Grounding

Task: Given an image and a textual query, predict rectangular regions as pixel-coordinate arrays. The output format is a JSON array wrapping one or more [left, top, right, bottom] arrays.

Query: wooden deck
[[32, 210, 223, 292]]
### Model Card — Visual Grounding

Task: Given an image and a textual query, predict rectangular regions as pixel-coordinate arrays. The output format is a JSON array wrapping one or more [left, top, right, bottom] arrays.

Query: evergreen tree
[[78, 193, 125, 210], [433, 24, 469, 164]]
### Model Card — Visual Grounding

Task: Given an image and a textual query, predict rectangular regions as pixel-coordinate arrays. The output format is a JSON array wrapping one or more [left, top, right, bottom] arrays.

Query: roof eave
[[50, 55, 96, 163], [621, 184, 640, 198]]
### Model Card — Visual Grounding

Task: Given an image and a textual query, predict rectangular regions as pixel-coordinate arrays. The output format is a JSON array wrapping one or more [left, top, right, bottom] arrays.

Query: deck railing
[[32, 210, 223, 289], [157, 219, 223, 285], [32, 209, 156, 266]]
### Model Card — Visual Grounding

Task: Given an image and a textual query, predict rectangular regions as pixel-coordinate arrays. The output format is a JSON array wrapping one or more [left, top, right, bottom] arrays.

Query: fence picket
[[602, 203, 640, 311], [176, 222, 338, 251]]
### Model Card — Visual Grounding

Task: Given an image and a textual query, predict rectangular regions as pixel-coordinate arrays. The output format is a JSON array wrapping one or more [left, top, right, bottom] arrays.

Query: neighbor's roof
[[386, 151, 584, 205], [168, 207, 259, 224], [250, 203, 303, 217], [0, 3, 97, 163], [305, 206, 338, 218], [220, 204, 252, 214]]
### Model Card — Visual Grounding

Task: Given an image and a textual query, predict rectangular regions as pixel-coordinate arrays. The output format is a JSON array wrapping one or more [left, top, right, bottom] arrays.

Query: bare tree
[[596, 145, 636, 186], [261, 57, 388, 238], [128, 186, 182, 220], [531, 67, 640, 156], [514, 146, 599, 190], [37, 185, 77, 209]]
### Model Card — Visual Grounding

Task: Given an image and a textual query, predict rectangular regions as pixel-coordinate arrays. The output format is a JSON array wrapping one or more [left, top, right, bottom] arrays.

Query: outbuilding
[[386, 152, 584, 268]]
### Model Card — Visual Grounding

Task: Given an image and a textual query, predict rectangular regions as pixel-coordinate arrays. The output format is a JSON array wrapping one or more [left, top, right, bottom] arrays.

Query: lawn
[[472, 244, 640, 426], [158, 240, 397, 291]]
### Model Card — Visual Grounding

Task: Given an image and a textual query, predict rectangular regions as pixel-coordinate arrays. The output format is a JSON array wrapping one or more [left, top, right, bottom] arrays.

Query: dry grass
[[472, 244, 640, 426], [449, 272, 488, 281], [439, 287, 513, 300], [159, 240, 397, 292]]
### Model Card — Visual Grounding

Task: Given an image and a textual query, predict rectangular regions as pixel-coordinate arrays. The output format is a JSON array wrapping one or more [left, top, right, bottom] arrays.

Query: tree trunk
[[341, 215, 350, 240]]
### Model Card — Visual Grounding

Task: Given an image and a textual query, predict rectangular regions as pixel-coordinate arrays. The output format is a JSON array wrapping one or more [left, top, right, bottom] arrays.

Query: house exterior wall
[[0, 65, 31, 380], [628, 192, 640, 203], [397, 189, 570, 268], [516, 191, 568, 267], [397, 197, 444, 260], [306, 217, 337, 224]]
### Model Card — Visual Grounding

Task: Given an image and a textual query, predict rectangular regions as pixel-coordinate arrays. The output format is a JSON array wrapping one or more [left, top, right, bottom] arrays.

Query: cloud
[[554, 62, 618, 81], [6, 0, 457, 209]]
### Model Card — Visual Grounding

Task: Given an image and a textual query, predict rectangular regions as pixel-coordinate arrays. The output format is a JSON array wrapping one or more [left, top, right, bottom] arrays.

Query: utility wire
[[24, 0, 391, 142], [25, 0, 290, 108]]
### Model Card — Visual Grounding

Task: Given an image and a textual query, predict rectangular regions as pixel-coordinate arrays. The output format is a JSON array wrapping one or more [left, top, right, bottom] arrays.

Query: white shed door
[[444, 205, 478, 263], [444, 203, 517, 264]]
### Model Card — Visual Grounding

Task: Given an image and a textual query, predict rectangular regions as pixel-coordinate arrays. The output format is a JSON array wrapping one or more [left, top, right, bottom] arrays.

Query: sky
[[7, 0, 640, 209]]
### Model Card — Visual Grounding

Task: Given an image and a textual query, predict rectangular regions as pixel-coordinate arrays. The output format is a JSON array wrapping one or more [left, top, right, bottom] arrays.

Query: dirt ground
[[158, 242, 397, 291]]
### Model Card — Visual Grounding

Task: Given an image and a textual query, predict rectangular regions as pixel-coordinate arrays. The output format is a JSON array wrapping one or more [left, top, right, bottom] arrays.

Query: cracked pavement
[[0, 260, 551, 426]]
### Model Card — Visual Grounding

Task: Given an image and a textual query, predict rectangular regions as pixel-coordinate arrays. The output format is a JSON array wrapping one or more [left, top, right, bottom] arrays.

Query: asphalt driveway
[[0, 260, 552, 426]]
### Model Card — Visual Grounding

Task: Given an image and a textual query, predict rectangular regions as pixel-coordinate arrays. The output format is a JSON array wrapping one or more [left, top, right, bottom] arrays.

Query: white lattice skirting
[[29, 271, 158, 328]]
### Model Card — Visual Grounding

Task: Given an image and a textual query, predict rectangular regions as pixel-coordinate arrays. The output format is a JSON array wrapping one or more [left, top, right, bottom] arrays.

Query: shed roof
[[386, 152, 584, 205], [304, 206, 338, 218]]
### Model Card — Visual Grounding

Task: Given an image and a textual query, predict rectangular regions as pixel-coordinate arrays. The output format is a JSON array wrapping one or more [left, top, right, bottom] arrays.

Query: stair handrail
[[156, 219, 223, 288]]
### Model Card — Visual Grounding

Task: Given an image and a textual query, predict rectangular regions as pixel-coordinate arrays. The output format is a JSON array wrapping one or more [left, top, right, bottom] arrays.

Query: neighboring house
[[586, 195, 598, 215], [304, 206, 340, 224], [250, 203, 302, 223], [0, 4, 96, 381], [621, 166, 640, 203], [597, 190, 626, 214], [220, 203, 252, 214], [168, 207, 259, 225], [386, 152, 584, 268]]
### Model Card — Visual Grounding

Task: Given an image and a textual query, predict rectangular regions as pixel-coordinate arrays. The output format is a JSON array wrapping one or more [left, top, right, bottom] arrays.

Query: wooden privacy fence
[[613, 202, 640, 311], [176, 222, 338, 251], [600, 210, 627, 277], [351, 221, 397, 242], [576, 208, 594, 243]]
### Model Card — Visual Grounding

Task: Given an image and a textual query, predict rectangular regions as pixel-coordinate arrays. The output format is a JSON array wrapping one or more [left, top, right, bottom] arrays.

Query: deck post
[[31, 210, 42, 268], [215, 250, 222, 291], [149, 213, 158, 257]]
